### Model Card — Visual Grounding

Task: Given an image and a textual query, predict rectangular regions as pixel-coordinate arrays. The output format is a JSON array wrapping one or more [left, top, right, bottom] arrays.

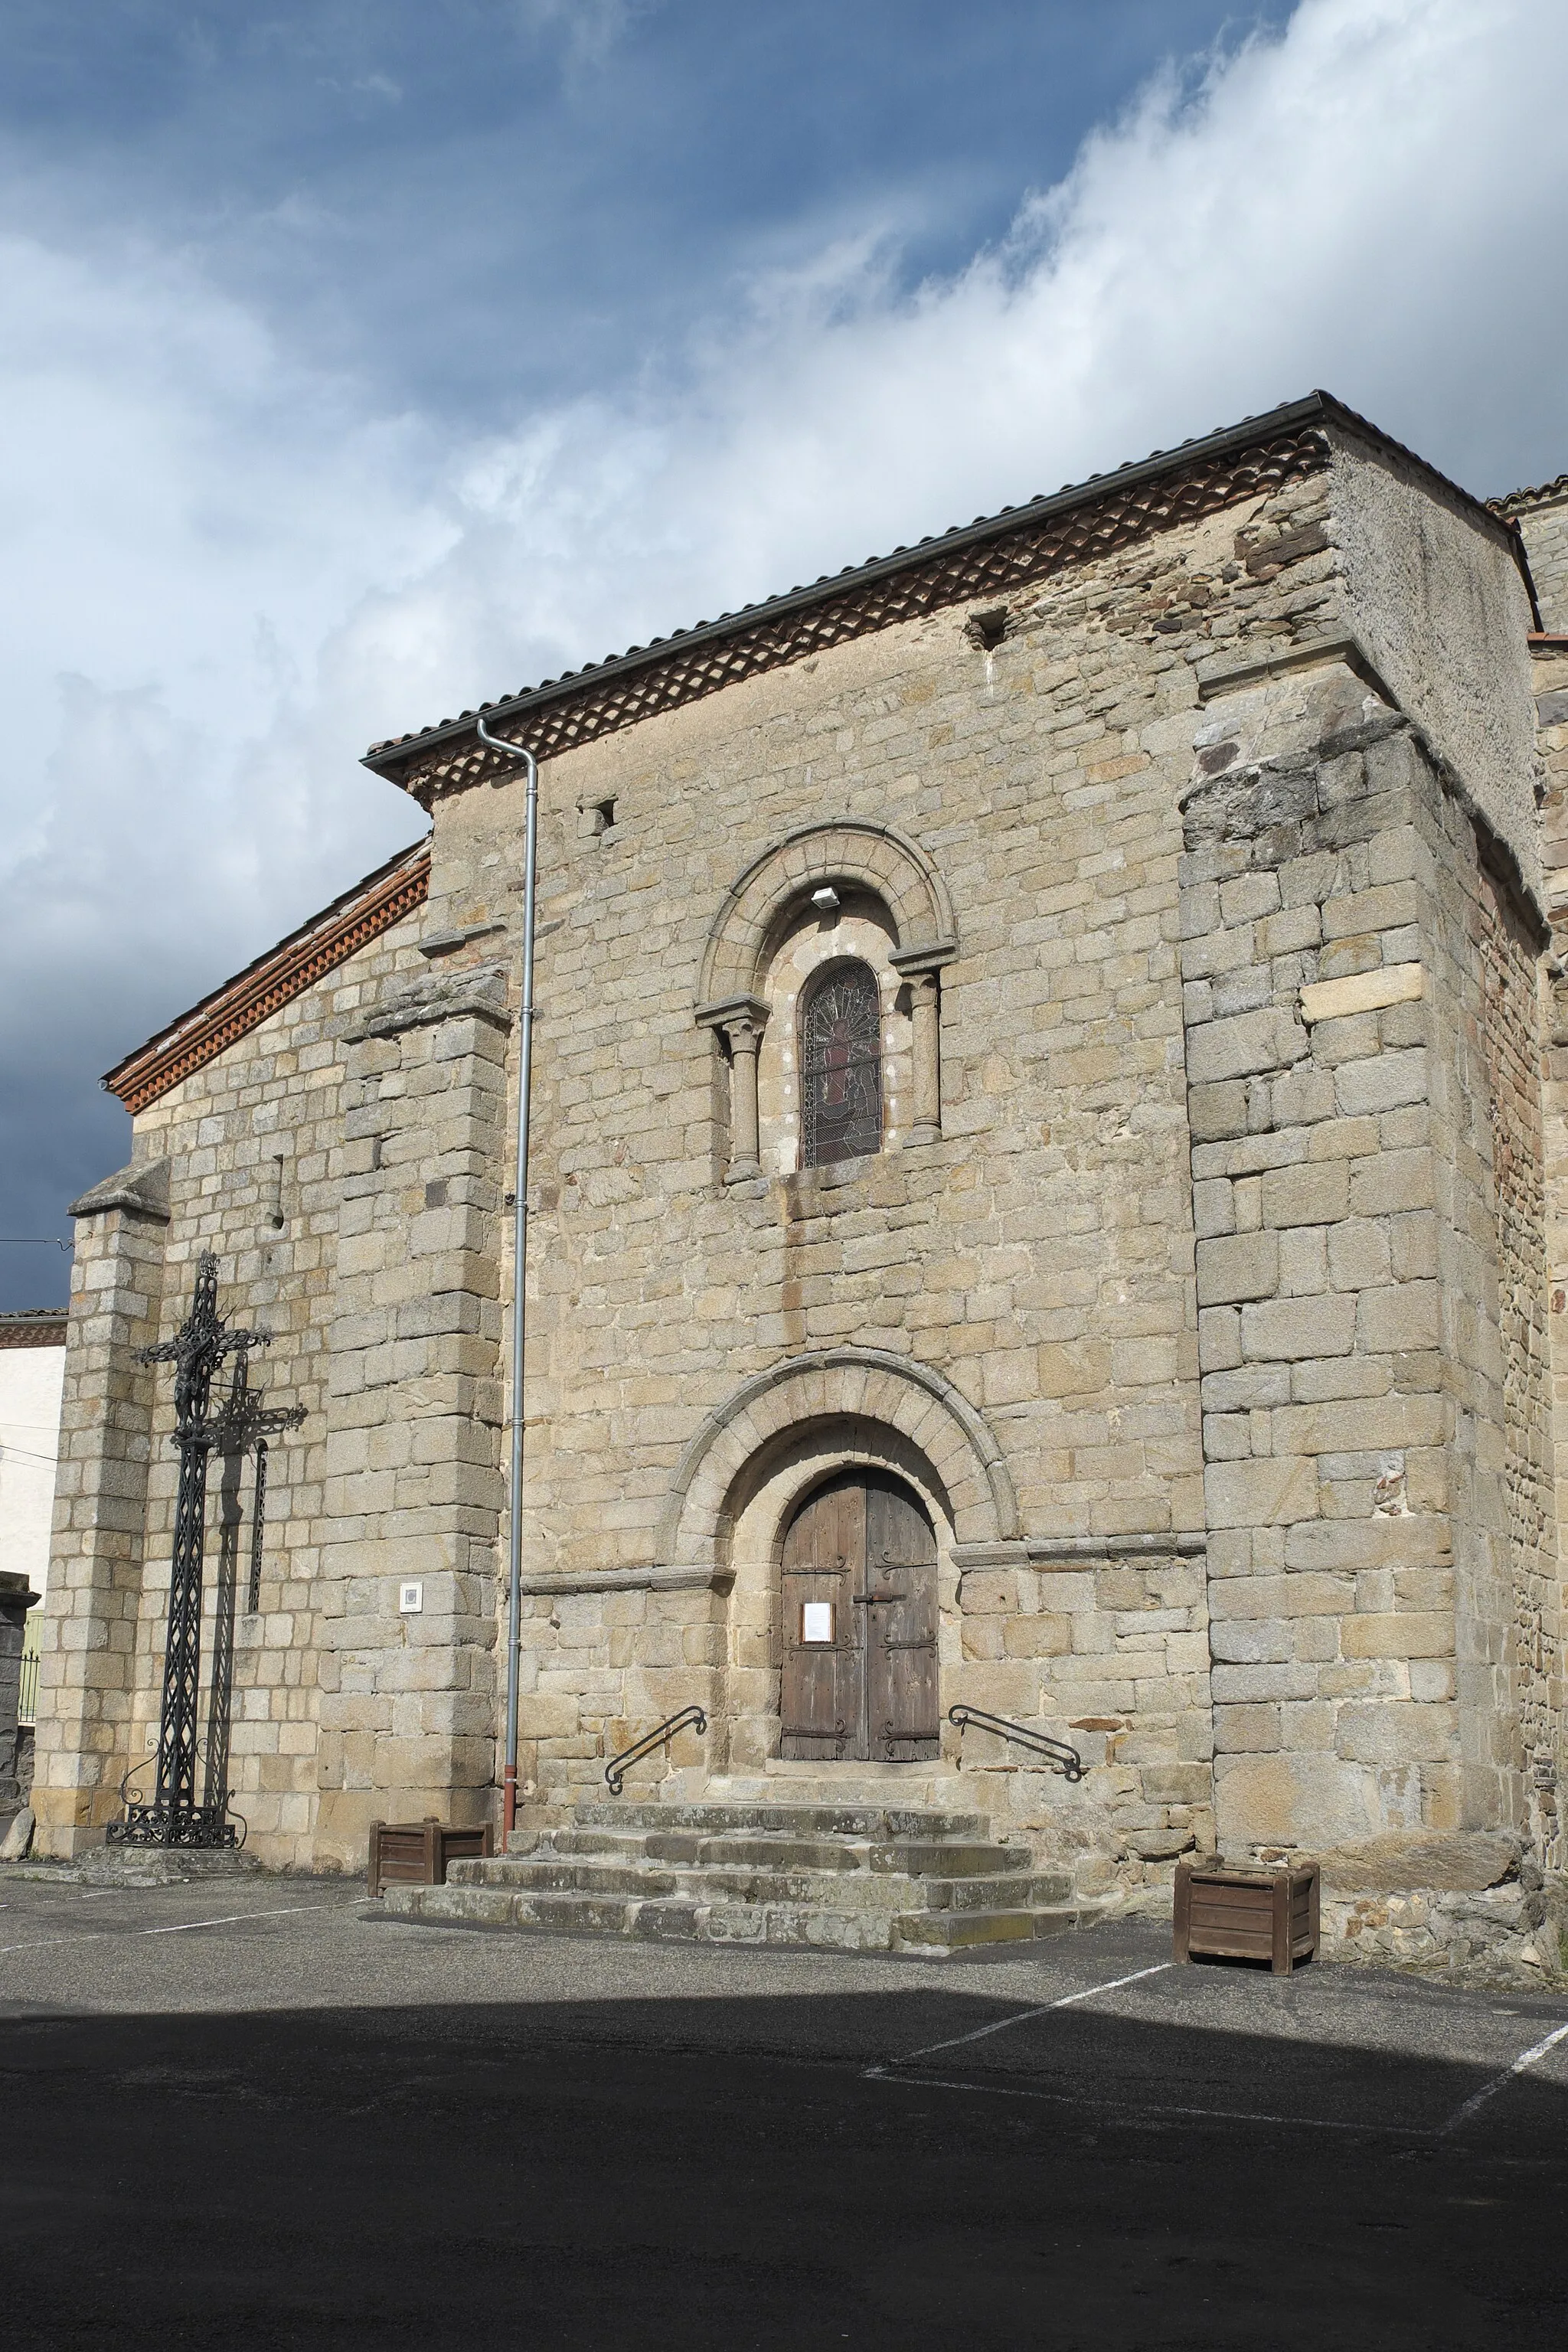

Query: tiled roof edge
[[1490, 472, 1568, 515], [0, 1309, 68, 1348], [361, 390, 1510, 806], [103, 839, 432, 1115]]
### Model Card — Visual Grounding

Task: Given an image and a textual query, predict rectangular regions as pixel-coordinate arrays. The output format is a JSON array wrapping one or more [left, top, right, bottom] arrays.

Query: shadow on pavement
[[5, 1984, 1567, 2349]]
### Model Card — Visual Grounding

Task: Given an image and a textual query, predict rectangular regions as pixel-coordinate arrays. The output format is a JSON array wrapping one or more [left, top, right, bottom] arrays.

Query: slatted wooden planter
[[1174, 1857, 1319, 1975], [368, 1818, 493, 1899]]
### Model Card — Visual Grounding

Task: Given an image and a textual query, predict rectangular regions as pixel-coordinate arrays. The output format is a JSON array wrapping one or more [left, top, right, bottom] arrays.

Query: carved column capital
[[888, 938, 958, 982], [696, 995, 769, 1181], [694, 992, 770, 1043]]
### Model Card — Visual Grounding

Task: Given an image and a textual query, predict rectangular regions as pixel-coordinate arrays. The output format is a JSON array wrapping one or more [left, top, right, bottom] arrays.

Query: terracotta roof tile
[[1490, 472, 1568, 514], [104, 838, 430, 1114]]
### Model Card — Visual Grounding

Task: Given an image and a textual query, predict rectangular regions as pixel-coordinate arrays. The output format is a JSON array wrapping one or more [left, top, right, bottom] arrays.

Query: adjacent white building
[[0, 1312, 67, 1723]]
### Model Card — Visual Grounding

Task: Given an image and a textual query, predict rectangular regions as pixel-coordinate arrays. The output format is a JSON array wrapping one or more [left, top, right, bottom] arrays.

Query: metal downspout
[[475, 718, 539, 1844]]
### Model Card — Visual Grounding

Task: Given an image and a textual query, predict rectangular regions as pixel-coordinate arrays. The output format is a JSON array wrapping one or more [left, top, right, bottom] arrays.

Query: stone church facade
[[31, 393, 1568, 1911]]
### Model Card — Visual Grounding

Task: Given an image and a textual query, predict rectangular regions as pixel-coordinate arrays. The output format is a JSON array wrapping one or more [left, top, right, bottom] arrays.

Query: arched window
[[800, 961, 882, 1167]]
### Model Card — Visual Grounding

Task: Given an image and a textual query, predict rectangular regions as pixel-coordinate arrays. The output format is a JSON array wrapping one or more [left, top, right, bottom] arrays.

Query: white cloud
[[2, 0, 1566, 1263], [326, 0, 1568, 747]]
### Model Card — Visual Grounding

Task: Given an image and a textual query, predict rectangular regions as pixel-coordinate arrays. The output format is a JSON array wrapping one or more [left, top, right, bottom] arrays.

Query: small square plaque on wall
[[398, 1581, 423, 1615], [801, 1600, 835, 1645]]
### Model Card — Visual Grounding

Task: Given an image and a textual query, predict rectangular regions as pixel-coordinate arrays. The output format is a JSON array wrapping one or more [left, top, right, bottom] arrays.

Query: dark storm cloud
[[0, 2, 1293, 420]]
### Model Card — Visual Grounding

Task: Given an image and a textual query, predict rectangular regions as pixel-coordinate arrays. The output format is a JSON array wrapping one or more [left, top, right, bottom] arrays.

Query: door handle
[[853, 1589, 903, 1606]]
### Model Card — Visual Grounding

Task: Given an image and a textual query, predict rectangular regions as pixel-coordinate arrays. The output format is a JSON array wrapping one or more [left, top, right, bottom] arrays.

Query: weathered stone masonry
[[30, 394, 1568, 1905], [1505, 470, 1568, 1876], [1178, 652, 1551, 1858]]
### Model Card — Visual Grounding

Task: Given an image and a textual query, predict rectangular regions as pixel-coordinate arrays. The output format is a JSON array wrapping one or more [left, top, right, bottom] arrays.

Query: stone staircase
[[381, 1795, 1099, 1955]]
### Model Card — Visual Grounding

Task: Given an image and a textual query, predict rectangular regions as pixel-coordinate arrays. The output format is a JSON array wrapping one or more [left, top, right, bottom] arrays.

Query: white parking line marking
[[0, 1901, 350, 1956], [877, 2067, 1429, 2138], [138, 1904, 345, 1937], [1442, 2016, 1568, 2135], [865, 1961, 1172, 2078]]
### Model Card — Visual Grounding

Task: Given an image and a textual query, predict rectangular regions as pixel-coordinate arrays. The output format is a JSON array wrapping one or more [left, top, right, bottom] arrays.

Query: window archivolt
[[696, 820, 956, 1185], [695, 819, 954, 1011]]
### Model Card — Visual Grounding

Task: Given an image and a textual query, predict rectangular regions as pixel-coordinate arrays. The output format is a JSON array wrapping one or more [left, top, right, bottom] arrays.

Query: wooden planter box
[[1174, 1857, 1319, 1975], [368, 1818, 493, 1899]]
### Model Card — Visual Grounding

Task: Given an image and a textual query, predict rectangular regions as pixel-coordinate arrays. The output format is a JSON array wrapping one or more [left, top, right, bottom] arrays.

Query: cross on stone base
[[107, 1253, 304, 1849]]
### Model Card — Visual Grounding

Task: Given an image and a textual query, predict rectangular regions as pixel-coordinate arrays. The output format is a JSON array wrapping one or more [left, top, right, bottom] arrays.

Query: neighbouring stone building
[[28, 393, 1568, 1940]]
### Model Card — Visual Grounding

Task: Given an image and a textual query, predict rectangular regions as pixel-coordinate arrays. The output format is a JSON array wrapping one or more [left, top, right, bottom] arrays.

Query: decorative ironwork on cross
[[108, 1252, 305, 1849]]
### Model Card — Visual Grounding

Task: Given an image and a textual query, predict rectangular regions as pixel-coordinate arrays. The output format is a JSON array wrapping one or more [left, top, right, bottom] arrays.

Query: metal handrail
[[948, 1704, 1086, 1782], [604, 1705, 707, 1795], [17, 1651, 38, 1727]]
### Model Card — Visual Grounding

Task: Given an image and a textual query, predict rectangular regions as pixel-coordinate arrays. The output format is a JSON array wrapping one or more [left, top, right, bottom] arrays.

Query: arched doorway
[[779, 1470, 939, 1762]]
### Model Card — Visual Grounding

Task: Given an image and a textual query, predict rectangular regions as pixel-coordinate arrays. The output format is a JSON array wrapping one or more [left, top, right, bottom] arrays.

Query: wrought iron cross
[[109, 1252, 304, 1849]]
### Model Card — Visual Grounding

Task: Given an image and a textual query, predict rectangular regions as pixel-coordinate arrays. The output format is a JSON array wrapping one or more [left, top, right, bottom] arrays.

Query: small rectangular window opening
[[967, 606, 1008, 650]]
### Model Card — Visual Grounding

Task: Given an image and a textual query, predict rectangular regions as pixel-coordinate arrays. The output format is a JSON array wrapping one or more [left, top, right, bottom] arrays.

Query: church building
[[30, 392, 1568, 1942]]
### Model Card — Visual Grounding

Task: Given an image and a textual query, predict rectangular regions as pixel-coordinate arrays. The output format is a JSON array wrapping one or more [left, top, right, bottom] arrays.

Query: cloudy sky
[[2, 0, 1565, 1308]]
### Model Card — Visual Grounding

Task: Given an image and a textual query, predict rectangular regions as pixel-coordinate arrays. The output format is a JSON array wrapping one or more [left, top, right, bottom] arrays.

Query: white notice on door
[[802, 1601, 835, 1645]]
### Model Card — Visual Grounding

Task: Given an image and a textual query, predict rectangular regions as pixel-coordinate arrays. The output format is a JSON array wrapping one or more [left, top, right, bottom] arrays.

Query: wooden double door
[[779, 1471, 939, 1762]]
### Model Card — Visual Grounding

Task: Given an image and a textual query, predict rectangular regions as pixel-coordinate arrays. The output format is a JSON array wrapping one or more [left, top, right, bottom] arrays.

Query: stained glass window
[[800, 962, 882, 1167]]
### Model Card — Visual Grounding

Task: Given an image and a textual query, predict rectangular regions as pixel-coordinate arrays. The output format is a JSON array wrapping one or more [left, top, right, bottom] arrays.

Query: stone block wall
[[449, 463, 1351, 1871], [312, 956, 508, 1867], [513, 1576, 724, 1806], [1512, 482, 1568, 635], [427, 436, 1552, 1879], [949, 1547, 1213, 1879], [1534, 626, 1568, 1870], [32, 905, 455, 1867], [1179, 642, 1551, 1857], [31, 1187, 167, 1853], [1467, 858, 1551, 1845]]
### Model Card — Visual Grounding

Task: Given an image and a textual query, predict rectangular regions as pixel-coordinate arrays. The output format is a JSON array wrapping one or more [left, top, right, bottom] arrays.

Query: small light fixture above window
[[811, 886, 840, 915]]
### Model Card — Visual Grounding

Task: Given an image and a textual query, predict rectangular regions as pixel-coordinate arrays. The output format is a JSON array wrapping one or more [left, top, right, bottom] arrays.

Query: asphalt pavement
[[3, 1867, 1566, 2348]]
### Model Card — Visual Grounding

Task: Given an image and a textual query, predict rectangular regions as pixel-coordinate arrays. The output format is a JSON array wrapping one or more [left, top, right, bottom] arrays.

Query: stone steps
[[377, 1795, 1099, 1955], [564, 1801, 994, 1839], [391, 1880, 1093, 1953], [696, 1769, 969, 1811], [528, 1830, 1029, 1876], [449, 1852, 1071, 1913]]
